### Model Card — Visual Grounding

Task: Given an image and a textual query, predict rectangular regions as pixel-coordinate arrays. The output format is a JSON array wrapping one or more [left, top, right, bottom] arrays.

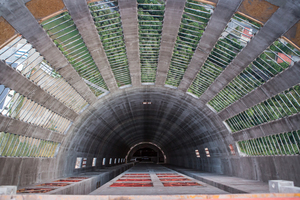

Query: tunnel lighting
[[229, 144, 235, 155], [195, 149, 200, 158], [82, 158, 87, 168], [143, 100, 152, 104], [205, 148, 210, 157], [92, 158, 97, 166], [109, 158, 112, 165], [102, 158, 106, 165], [75, 157, 82, 169]]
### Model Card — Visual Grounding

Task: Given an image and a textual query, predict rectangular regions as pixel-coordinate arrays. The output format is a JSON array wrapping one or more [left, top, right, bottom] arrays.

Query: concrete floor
[[168, 165, 270, 194], [90, 163, 229, 195]]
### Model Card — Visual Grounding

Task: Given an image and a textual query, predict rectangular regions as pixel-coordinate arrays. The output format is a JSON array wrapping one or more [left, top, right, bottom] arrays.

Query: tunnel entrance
[[126, 142, 166, 163], [132, 148, 157, 162]]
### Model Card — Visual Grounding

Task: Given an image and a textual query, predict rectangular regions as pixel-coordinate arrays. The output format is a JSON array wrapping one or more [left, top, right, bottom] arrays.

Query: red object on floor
[[122, 175, 150, 178], [157, 175, 184, 178], [125, 174, 149, 175], [17, 188, 56, 193], [159, 178, 192, 181], [117, 179, 152, 182], [54, 179, 81, 182], [156, 173, 178, 175], [67, 177, 89, 179], [37, 183, 70, 187], [162, 182, 202, 187], [110, 182, 153, 187]]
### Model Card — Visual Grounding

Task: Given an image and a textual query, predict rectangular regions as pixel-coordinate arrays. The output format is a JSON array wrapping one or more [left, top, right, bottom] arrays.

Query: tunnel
[[0, 0, 300, 198]]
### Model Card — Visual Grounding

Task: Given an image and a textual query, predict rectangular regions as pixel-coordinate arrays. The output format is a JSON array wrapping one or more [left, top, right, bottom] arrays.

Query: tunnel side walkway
[[167, 165, 270, 194], [90, 163, 229, 195]]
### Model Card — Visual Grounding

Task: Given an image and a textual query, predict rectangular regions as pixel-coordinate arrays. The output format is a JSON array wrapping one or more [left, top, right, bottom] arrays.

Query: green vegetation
[[165, 0, 212, 86], [0, 132, 59, 158], [226, 84, 300, 132], [89, 1, 131, 87], [238, 130, 300, 156], [42, 12, 108, 96], [188, 14, 248, 96], [138, 0, 165, 83], [209, 39, 300, 112]]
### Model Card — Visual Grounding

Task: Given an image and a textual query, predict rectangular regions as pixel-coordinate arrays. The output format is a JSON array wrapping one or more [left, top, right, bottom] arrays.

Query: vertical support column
[[0, 0, 97, 104], [63, 0, 118, 92], [119, 0, 141, 87], [178, 0, 243, 92], [155, 0, 186, 86]]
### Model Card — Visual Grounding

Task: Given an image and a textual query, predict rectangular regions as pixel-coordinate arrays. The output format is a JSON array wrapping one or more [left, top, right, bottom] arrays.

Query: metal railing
[[188, 14, 262, 97], [41, 12, 108, 96], [165, 0, 214, 87], [0, 86, 71, 133], [138, 0, 165, 83], [209, 38, 300, 112], [237, 130, 300, 156], [226, 84, 300, 132], [89, 1, 132, 87], [0, 132, 60, 158], [0, 36, 89, 113]]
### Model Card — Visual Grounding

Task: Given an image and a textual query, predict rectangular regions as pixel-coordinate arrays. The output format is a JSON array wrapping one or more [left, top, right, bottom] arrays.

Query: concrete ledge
[[15, 163, 134, 195], [167, 165, 269, 194], [51, 163, 133, 194]]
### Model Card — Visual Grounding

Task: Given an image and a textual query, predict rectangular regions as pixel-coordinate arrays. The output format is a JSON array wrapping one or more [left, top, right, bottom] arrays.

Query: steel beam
[[232, 113, 300, 141], [119, 0, 141, 86], [63, 0, 118, 92], [218, 61, 300, 121], [155, 0, 186, 86], [178, 0, 243, 92], [0, 0, 97, 104], [0, 60, 78, 121], [199, 1, 300, 103], [0, 115, 64, 143]]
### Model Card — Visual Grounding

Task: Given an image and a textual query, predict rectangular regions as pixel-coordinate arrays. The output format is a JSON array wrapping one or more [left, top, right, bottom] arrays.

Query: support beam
[[199, 1, 300, 103], [218, 62, 300, 121], [0, 115, 64, 143], [119, 0, 141, 87], [63, 0, 118, 92], [178, 0, 243, 92], [0, 0, 97, 104], [155, 0, 186, 86], [232, 113, 300, 141], [0, 61, 78, 121]]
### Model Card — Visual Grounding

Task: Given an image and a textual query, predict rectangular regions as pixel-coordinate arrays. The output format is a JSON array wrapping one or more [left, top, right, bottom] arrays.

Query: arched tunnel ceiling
[[65, 87, 230, 159], [0, 0, 300, 186]]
